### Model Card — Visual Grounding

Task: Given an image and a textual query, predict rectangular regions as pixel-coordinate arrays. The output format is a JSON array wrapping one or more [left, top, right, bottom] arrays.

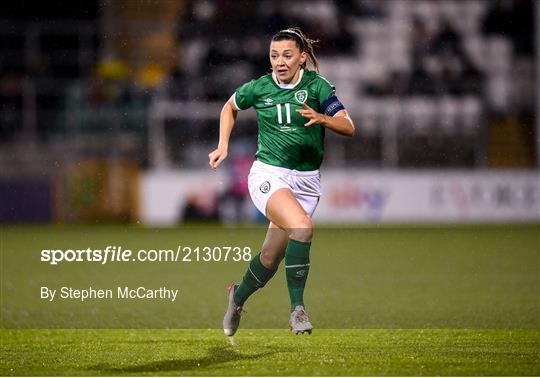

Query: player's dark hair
[[272, 27, 319, 73]]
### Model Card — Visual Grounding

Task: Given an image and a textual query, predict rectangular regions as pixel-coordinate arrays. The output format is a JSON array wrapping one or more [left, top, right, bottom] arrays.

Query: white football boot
[[289, 305, 313, 334], [223, 284, 243, 336]]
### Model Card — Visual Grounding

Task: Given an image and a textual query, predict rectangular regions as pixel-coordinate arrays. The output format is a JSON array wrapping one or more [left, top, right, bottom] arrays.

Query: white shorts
[[248, 160, 321, 218]]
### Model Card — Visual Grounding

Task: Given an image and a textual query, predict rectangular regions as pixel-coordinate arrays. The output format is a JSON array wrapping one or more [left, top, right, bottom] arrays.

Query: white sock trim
[[285, 263, 310, 268]]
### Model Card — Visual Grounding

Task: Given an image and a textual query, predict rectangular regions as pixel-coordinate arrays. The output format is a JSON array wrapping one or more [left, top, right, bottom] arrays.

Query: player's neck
[[273, 69, 304, 89], [285, 68, 302, 85]]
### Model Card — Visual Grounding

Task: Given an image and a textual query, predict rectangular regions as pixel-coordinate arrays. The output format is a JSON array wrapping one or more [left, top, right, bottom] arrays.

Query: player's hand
[[208, 147, 227, 170], [295, 102, 326, 127]]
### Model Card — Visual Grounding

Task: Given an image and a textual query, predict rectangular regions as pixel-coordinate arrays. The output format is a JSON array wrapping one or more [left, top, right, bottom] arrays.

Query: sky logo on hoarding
[[329, 186, 390, 218]]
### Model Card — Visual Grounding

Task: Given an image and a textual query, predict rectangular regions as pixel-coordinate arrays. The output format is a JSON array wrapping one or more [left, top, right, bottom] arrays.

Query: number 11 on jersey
[[277, 103, 291, 124]]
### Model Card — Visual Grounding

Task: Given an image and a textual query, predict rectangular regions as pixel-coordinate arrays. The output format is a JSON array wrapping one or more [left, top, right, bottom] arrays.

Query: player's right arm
[[209, 80, 255, 170], [209, 95, 238, 170]]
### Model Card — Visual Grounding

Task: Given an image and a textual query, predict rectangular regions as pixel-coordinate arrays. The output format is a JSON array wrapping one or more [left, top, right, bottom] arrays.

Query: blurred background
[[0, 0, 538, 225]]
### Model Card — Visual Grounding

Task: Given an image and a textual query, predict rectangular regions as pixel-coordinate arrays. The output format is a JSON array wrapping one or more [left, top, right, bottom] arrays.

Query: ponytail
[[271, 27, 319, 73]]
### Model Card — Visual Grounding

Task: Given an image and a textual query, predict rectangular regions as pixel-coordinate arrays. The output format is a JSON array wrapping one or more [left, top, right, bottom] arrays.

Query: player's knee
[[289, 215, 313, 242], [297, 214, 313, 231]]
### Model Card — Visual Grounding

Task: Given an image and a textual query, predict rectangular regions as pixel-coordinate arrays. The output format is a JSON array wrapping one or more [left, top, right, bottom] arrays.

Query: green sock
[[233, 252, 277, 306], [285, 239, 311, 310]]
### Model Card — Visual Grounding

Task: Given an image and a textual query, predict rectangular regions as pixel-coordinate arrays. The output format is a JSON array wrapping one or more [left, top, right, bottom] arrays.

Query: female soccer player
[[209, 27, 355, 335]]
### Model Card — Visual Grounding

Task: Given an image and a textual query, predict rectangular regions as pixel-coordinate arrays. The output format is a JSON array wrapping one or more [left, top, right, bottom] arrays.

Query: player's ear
[[300, 51, 307, 66]]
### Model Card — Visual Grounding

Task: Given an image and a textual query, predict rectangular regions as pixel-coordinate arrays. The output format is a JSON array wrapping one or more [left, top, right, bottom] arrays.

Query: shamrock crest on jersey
[[294, 90, 308, 103], [259, 181, 271, 194]]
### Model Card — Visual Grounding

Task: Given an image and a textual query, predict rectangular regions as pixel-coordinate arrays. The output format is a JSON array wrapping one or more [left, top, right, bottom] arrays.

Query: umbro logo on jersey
[[263, 98, 274, 105], [294, 90, 307, 103]]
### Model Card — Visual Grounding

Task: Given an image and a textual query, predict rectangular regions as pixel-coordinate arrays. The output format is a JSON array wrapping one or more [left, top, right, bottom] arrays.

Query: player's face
[[269, 40, 307, 84]]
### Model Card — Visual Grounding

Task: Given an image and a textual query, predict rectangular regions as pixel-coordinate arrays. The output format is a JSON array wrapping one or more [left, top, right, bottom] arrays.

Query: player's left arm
[[296, 103, 355, 137]]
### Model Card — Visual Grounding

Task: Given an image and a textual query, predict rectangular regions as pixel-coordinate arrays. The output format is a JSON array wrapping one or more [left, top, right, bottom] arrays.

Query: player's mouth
[[277, 68, 288, 76]]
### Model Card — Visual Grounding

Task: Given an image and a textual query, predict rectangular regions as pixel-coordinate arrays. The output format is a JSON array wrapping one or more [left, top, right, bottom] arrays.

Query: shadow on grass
[[90, 345, 286, 374]]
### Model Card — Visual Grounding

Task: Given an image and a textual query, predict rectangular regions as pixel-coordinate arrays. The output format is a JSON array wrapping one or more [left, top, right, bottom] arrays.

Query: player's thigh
[[266, 188, 313, 231]]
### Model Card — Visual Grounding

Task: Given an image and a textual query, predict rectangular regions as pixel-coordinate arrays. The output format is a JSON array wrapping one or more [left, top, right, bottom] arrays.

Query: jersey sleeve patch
[[322, 94, 345, 116]]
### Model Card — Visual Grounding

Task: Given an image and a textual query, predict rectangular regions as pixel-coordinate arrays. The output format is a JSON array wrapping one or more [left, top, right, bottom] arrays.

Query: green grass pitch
[[2, 329, 539, 376], [1, 224, 539, 376]]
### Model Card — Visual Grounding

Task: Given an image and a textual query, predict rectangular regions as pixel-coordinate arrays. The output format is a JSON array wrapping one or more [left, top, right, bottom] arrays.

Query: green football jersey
[[234, 69, 338, 171]]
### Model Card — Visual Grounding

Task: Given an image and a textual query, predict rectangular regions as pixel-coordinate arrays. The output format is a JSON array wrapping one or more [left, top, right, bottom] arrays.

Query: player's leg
[[232, 222, 287, 306], [223, 165, 290, 336], [266, 188, 314, 333], [266, 188, 313, 242], [234, 189, 312, 307], [223, 222, 288, 336]]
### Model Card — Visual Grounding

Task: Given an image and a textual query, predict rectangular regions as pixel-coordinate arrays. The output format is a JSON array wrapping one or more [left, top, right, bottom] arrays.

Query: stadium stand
[[0, 0, 536, 173]]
